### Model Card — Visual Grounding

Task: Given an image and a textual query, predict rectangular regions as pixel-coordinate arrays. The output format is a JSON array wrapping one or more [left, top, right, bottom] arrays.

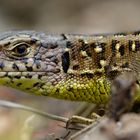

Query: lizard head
[[0, 31, 64, 95], [0, 31, 62, 73]]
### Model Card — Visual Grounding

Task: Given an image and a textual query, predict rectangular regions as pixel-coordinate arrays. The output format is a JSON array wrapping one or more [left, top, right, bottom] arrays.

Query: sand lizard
[[0, 31, 140, 105]]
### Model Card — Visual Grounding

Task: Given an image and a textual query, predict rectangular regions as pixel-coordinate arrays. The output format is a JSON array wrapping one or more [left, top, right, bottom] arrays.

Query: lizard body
[[0, 31, 140, 104]]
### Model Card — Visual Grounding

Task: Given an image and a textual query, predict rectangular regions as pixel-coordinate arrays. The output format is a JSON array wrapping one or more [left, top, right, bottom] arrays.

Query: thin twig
[[0, 99, 68, 123]]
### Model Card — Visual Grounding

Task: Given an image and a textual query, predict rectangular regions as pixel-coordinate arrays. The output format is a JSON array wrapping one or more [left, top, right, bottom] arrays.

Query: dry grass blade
[[0, 99, 68, 123]]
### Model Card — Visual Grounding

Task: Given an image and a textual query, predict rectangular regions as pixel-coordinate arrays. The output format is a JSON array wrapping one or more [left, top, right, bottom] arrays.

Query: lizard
[[0, 31, 140, 106]]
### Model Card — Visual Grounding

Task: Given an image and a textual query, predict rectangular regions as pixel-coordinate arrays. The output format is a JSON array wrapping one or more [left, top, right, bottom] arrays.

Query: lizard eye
[[12, 43, 30, 57]]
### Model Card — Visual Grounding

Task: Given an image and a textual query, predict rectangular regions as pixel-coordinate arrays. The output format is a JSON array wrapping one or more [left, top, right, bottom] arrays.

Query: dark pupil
[[16, 45, 27, 54]]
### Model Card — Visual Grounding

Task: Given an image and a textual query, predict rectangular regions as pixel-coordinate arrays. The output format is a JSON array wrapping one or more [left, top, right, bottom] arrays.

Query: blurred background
[[0, 0, 140, 139], [0, 0, 140, 33]]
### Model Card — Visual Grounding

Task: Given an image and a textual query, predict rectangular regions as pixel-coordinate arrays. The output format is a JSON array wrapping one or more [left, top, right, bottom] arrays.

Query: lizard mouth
[[0, 59, 61, 74]]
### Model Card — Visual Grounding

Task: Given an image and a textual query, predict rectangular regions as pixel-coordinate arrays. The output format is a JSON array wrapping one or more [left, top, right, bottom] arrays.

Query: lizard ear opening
[[61, 51, 70, 73]]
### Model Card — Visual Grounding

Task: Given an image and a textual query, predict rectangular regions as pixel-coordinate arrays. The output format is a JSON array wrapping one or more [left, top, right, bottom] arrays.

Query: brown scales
[[61, 34, 140, 81]]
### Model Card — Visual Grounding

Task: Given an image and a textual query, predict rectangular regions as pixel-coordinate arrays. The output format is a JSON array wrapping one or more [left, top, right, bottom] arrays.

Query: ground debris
[[70, 113, 140, 140]]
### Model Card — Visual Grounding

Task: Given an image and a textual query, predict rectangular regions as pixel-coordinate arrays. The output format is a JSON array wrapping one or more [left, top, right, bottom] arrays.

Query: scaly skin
[[0, 31, 140, 105]]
